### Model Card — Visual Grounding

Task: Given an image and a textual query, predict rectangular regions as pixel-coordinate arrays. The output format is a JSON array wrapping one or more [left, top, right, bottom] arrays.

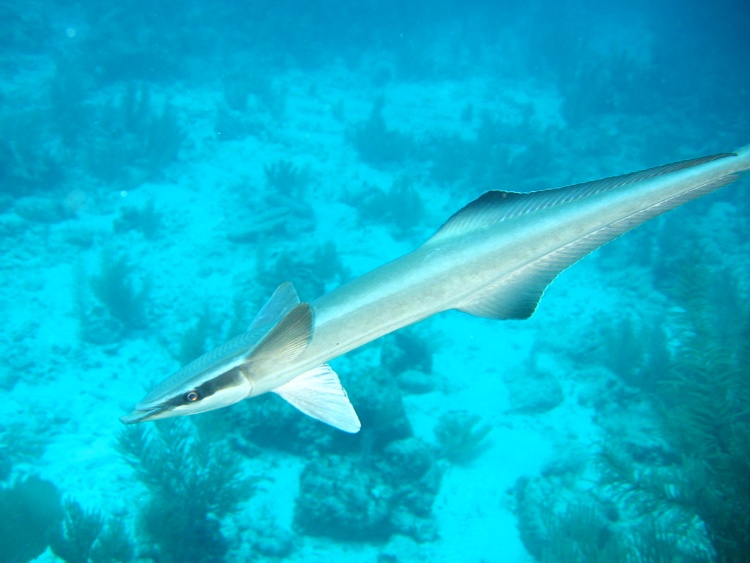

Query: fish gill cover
[[0, 0, 748, 561]]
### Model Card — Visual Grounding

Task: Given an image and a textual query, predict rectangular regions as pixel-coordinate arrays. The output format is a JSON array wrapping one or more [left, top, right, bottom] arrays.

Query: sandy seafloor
[[1, 6, 749, 561]]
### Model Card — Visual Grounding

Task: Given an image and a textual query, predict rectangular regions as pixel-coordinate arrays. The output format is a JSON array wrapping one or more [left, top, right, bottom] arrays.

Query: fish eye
[[184, 390, 200, 403]]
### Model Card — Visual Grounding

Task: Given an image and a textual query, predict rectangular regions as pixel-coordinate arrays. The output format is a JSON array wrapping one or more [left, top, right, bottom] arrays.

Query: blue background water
[[1, 0, 749, 561]]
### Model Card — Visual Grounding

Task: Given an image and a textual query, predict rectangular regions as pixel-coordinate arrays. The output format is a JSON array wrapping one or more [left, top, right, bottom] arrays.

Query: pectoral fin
[[273, 364, 361, 433]]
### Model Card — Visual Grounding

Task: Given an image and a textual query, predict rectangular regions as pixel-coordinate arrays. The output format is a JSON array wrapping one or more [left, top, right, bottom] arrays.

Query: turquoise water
[[1, 1, 749, 561]]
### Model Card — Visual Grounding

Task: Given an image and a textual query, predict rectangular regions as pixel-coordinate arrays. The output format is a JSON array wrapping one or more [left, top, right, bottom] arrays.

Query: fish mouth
[[119, 404, 166, 424]]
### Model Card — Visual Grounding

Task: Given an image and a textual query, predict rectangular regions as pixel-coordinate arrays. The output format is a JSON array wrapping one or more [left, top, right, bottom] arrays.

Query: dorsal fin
[[247, 281, 300, 333], [427, 153, 734, 244], [249, 301, 314, 371], [455, 170, 741, 320]]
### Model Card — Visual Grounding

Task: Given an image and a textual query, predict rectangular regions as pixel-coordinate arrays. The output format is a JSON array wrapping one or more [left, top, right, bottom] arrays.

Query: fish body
[[122, 144, 750, 431]]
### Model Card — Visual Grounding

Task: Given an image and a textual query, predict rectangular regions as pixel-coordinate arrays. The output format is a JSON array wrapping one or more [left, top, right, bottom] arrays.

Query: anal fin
[[273, 365, 361, 433]]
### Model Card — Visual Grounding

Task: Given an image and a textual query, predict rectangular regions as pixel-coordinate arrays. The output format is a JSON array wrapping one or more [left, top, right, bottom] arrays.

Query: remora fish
[[122, 144, 750, 432]]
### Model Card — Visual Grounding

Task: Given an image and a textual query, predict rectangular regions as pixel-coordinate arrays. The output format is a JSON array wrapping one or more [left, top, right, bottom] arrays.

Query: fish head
[[120, 366, 252, 424]]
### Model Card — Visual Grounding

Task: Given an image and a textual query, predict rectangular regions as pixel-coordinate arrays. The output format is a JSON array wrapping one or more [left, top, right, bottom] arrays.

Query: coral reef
[[381, 328, 434, 376], [13, 196, 70, 224], [226, 193, 316, 243], [256, 240, 348, 300], [215, 68, 285, 140], [86, 84, 184, 184], [51, 498, 104, 563], [48, 59, 92, 147], [88, 253, 150, 336], [113, 200, 163, 240], [294, 437, 442, 542], [433, 410, 492, 465], [116, 419, 258, 563], [0, 423, 50, 479], [0, 475, 63, 563], [0, 111, 64, 197], [645, 265, 750, 561], [230, 392, 344, 456], [423, 108, 553, 192], [246, 526, 296, 559], [347, 367, 414, 452], [594, 315, 670, 390], [89, 520, 135, 563], [263, 159, 308, 196], [48, 498, 136, 563], [174, 306, 216, 366], [233, 353, 443, 544], [380, 328, 440, 395], [396, 369, 436, 395], [503, 362, 564, 414], [520, 263, 750, 562], [346, 176, 425, 239], [295, 455, 392, 540], [348, 97, 414, 168], [0, 2, 746, 562], [514, 470, 708, 563], [232, 363, 411, 457]]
